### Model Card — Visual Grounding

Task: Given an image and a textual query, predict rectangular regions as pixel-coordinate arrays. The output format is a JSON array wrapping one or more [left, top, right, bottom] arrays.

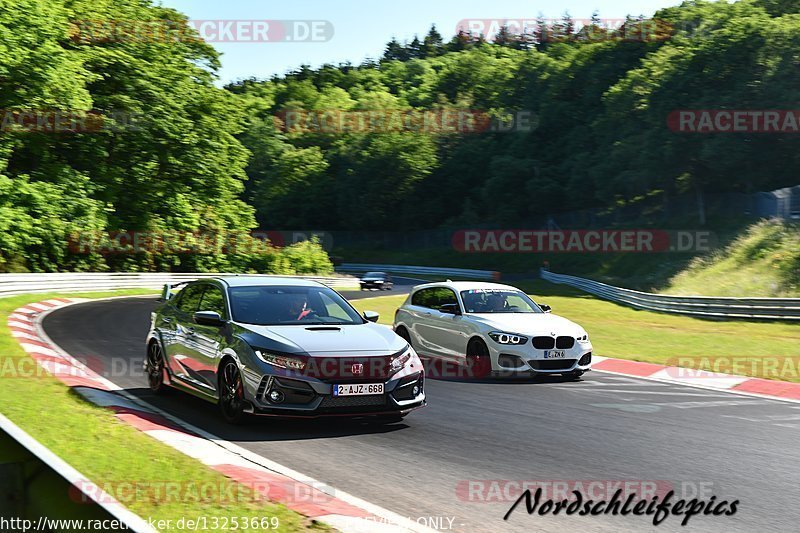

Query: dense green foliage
[[231, 0, 800, 231], [0, 0, 332, 273], [1, 0, 797, 273]]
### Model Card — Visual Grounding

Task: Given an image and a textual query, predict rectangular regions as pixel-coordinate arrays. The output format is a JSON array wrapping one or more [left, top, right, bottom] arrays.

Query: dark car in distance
[[359, 272, 394, 291]]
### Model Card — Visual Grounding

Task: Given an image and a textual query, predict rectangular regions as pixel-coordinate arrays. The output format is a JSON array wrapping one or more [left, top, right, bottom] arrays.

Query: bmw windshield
[[460, 289, 543, 314], [229, 285, 365, 326]]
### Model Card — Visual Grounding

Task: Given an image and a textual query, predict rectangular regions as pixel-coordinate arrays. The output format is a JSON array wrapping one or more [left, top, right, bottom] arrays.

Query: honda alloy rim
[[221, 361, 243, 415], [147, 343, 164, 389]]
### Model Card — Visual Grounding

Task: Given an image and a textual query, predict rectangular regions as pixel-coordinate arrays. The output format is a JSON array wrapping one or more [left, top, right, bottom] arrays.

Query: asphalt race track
[[43, 293, 800, 533]]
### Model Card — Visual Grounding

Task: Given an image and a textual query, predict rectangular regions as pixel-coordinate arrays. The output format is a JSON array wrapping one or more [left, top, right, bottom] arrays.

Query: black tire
[[466, 339, 492, 379], [219, 359, 247, 424], [146, 341, 169, 394]]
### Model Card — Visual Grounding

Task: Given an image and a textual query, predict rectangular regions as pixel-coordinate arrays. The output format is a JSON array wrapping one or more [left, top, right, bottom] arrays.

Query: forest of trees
[[231, 0, 800, 230], [0, 0, 331, 272], [0, 0, 798, 272]]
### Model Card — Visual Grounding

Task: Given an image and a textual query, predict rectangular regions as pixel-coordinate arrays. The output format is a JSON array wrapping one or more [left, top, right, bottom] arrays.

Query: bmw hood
[[240, 322, 407, 356], [470, 313, 585, 336]]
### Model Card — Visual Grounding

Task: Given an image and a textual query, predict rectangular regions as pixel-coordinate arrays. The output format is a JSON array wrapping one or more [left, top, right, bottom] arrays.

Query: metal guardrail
[[540, 269, 800, 321], [0, 272, 358, 298], [337, 263, 500, 281]]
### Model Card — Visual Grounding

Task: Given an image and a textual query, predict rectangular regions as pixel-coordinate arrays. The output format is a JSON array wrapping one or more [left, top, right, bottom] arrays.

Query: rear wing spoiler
[[159, 281, 192, 302]]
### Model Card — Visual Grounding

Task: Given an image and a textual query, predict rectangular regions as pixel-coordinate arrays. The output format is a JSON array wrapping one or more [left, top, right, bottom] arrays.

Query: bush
[[279, 238, 334, 275]]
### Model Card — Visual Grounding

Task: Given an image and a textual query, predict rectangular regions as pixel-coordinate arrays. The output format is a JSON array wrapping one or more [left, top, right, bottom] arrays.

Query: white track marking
[[592, 368, 800, 405]]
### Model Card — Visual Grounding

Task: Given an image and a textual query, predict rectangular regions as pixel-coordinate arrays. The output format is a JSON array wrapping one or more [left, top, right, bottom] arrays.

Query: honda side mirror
[[194, 311, 226, 327]]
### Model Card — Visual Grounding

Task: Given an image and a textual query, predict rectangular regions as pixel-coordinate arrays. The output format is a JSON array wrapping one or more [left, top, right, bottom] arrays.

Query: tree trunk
[[695, 185, 706, 226]]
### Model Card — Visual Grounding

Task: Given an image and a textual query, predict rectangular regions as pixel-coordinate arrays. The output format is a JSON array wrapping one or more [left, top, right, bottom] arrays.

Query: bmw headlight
[[488, 332, 528, 345], [254, 350, 306, 371], [577, 333, 590, 343]]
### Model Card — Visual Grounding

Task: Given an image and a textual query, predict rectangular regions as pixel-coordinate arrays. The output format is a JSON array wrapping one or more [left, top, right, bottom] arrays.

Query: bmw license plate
[[333, 383, 384, 396], [544, 350, 566, 359]]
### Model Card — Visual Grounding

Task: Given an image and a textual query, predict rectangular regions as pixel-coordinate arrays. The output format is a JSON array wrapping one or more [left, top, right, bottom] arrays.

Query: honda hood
[[239, 322, 407, 356]]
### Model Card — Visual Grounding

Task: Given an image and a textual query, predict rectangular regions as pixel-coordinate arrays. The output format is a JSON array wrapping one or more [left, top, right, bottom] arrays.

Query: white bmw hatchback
[[393, 281, 592, 379]]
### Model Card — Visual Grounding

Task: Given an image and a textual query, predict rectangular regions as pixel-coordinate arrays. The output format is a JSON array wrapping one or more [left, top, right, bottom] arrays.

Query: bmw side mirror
[[363, 310, 380, 323], [540, 304, 552, 313], [439, 303, 462, 315], [194, 311, 226, 327]]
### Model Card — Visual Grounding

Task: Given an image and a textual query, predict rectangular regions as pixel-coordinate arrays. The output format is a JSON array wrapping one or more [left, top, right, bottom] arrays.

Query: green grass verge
[[664, 220, 800, 297], [351, 282, 800, 382], [0, 290, 322, 532]]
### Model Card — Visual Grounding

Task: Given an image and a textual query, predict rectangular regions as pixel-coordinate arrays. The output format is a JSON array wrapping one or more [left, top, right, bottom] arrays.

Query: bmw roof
[[411, 280, 521, 292]]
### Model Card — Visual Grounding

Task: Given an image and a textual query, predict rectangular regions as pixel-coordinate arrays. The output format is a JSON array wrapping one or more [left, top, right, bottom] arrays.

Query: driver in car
[[487, 292, 507, 312], [287, 292, 313, 321]]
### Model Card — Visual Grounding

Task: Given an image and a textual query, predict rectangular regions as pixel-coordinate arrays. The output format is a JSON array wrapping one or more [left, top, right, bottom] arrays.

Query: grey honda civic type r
[[145, 276, 426, 424]]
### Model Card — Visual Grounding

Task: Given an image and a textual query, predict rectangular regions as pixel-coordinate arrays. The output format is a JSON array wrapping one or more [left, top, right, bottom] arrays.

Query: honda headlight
[[254, 350, 306, 371], [489, 332, 528, 345], [390, 349, 413, 372]]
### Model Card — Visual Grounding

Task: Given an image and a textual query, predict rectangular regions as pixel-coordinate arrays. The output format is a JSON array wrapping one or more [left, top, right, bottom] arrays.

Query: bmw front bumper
[[487, 341, 594, 376]]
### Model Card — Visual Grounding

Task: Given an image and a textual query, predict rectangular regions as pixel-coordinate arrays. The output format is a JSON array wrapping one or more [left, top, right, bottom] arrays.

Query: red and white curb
[[591, 355, 800, 402], [8, 298, 436, 533]]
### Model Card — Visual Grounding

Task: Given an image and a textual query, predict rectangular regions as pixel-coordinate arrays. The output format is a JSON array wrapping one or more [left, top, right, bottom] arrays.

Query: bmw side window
[[430, 288, 458, 311], [198, 286, 227, 319], [411, 288, 434, 308], [176, 285, 205, 315], [412, 288, 457, 311], [434, 289, 457, 307]]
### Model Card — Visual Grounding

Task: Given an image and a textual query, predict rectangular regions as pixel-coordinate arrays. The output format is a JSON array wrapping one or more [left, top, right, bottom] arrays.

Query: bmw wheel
[[219, 359, 246, 424], [466, 339, 492, 379]]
